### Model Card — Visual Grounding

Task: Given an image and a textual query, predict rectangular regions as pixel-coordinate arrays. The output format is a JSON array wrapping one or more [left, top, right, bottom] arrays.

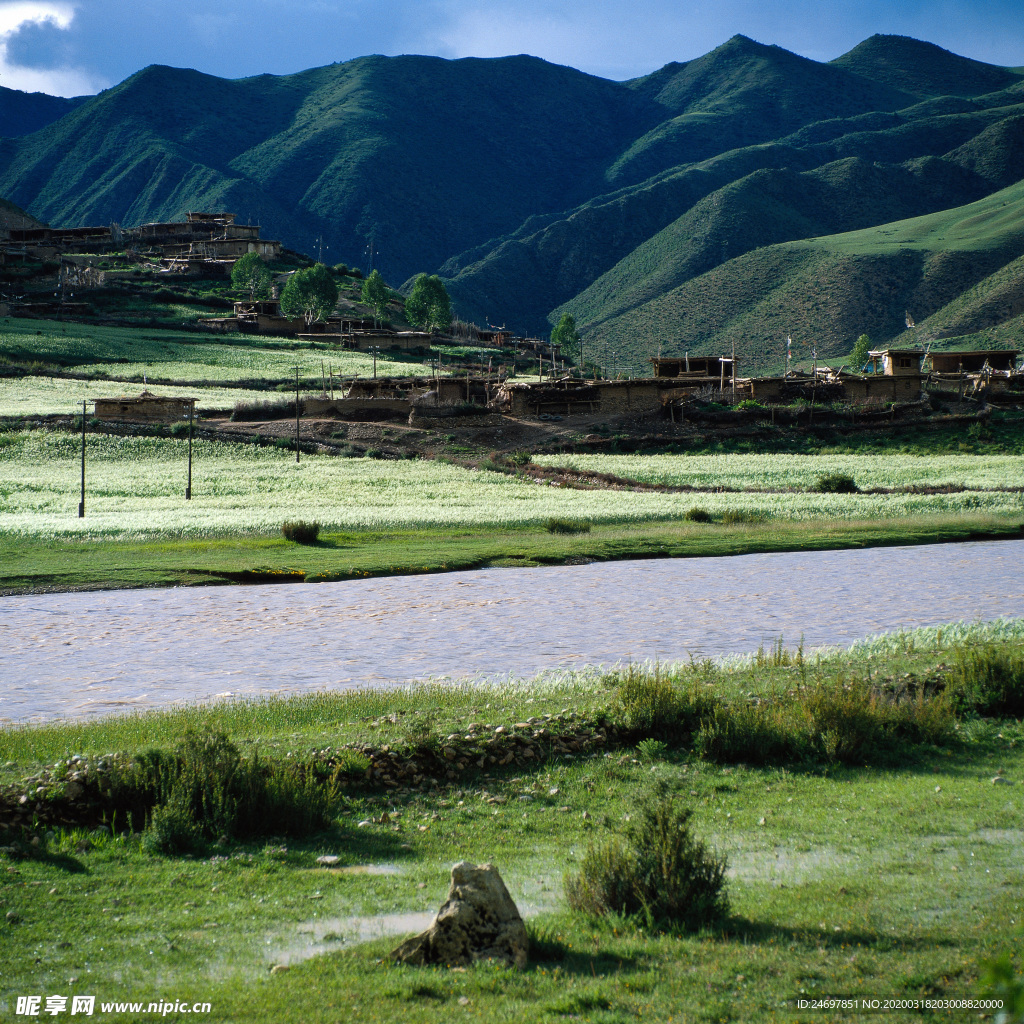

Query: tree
[[361, 269, 390, 325], [551, 312, 582, 365], [230, 251, 271, 301], [279, 263, 338, 326], [851, 333, 872, 371], [404, 274, 452, 333]]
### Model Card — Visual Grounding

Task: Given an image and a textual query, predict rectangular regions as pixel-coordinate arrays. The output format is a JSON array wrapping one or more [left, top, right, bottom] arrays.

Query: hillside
[[1, 34, 1023, 364], [0, 85, 87, 139], [564, 179, 1024, 372], [0, 56, 651, 288], [0, 196, 44, 235]]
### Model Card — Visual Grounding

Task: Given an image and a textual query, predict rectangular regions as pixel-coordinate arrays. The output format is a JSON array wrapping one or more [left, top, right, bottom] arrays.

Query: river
[[2, 539, 1022, 723]]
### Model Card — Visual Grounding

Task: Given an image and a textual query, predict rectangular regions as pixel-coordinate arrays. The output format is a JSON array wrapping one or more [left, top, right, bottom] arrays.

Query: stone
[[316, 855, 340, 866], [64, 782, 83, 801], [389, 861, 528, 970], [992, 777, 1012, 785], [270, 964, 290, 974]]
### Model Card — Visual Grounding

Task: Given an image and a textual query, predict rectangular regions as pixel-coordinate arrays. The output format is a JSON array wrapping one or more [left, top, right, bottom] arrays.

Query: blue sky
[[2, 0, 1024, 96]]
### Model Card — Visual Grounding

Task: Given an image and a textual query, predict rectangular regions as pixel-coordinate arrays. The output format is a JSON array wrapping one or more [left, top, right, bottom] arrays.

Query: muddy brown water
[[2, 539, 1023, 723]]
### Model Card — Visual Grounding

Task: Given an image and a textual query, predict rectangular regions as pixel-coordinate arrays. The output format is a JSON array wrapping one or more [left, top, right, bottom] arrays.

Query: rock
[[270, 964, 290, 974], [6, 910, 20, 923], [992, 776, 1012, 785], [389, 861, 528, 970], [316, 855, 340, 866], [64, 782, 83, 801]]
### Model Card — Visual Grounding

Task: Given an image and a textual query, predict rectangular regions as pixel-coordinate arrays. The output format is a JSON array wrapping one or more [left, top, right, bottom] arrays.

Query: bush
[[137, 730, 336, 852], [684, 507, 712, 523], [282, 520, 320, 544], [545, 517, 591, 535], [813, 473, 859, 494], [565, 782, 728, 931], [720, 509, 763, 524], [615, 667, 719, 741], [142, 794, 200, 854], [230, 399, 297, 422], [168, 421, 191, 438], [946, 645, 1024, 717]]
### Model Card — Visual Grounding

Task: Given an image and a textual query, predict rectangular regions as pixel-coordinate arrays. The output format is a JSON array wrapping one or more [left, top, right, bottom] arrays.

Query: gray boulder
[[389, 861, 528, 969]]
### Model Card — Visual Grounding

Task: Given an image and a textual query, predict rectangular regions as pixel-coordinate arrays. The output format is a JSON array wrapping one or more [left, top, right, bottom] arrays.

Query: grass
[[1, 623, 1022, 1022], [0, 317, 436, 383], [1, 513, 1022, 596]]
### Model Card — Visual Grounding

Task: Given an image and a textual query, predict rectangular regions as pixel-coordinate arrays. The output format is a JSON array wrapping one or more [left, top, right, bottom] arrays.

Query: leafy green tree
[[551, 312, 582, 364], [280, 263, 338, 326], [230, 251, 272, 301], [851, 333, 872, 371], [361, 269, 390, 325], [404, 274, 452, 333]]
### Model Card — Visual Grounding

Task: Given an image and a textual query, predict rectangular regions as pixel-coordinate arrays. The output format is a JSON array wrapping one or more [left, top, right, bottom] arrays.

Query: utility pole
[[185, 399, 194, 500], [294, 367, 301, 463], [78, 400, 86, 518], [371, 346, 379, 379]]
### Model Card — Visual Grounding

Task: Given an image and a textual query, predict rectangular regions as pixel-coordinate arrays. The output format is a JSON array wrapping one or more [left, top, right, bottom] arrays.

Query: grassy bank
[[2, 513, 1022, 596], [1, 623, 1022, 1022]]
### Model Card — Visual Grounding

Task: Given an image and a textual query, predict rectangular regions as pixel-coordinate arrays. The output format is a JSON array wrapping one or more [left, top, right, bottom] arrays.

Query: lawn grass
[[1, 625, 1022, 1022], [1, 513, 1022, 596]]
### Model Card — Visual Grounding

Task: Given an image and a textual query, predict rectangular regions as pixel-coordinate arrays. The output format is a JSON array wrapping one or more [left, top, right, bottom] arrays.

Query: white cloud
[[0, 1, 105, 95]]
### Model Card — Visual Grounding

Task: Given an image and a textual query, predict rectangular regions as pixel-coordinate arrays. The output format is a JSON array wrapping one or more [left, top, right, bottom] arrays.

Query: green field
[[0, 318, 435, 383], [1, 622, 1021, 1023], [537, 452, 1024, 491], [4, 433, 1024, 542], [0, 376, 280, 416]]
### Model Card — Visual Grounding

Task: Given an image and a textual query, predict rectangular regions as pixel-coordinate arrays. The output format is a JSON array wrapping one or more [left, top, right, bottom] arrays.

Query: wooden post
[[731, 341, 736, 400], [78, 400, 86, 518], [295, 366, 300, 463], [186, 400, 194, 500]]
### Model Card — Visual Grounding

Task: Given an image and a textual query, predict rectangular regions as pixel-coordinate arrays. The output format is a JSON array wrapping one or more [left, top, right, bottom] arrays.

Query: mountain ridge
[[2, 33, 1023, 365]]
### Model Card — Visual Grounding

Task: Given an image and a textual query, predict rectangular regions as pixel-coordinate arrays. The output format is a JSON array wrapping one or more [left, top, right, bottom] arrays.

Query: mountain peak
[[832, 34, 1020, 97]]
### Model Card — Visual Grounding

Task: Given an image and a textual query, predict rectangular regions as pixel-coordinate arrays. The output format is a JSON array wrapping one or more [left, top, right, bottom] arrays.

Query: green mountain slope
[[2, 33, 1023, 360], [0, 85, 87, 139], [567, 180, 1024, 371], [0, 56, 653, 286]]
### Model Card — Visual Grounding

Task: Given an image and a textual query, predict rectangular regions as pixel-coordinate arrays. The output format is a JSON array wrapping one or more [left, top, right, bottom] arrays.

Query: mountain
[[0, 195, 44, 234], [0, 85, 87, 139], [565, 179, 1024, 373], [1, 34, 1023, 364], [0, 56, 652, 285]]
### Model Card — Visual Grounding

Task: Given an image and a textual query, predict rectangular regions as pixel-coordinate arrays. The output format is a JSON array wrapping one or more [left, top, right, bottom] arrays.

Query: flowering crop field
[[2, 432, 1023, 541], [0, 376, 278, 416], [537, 452, 1024, 491], [0, 318, 434, 382]]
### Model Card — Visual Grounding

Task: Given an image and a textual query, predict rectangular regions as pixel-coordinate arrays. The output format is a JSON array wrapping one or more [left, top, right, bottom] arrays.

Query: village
[[5, 210, 1020, 453]]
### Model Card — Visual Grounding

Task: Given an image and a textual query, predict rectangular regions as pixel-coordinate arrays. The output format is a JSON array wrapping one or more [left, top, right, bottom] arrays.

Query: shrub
[[545, 517, 591, 534], [615, 667, 719, 741], [281, 520, 320, 544], [230, 399, 297, 422], [684, 507, 712, 523], [946, 645, 1024, 717], [720, 509, 764, 524], [565, 782, 728, 931], [168, 421, 191, 438], [636, 738, 669, 763], [506, 450, 533, 465], [813, 473, 859, 493], [693, 702, 805, 765], [137, 730, 336, 852], [142, 794, 200, 854]]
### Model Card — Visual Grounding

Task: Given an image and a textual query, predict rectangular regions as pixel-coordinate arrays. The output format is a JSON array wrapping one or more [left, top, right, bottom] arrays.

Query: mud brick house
[[93, 393, 195, 423]]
